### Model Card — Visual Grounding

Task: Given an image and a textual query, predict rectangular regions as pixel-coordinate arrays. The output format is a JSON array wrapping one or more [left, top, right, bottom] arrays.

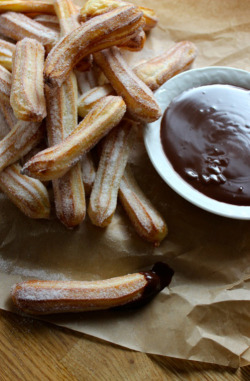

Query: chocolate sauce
[[115, 262, 174, 310], [161, 84, 250, 205]]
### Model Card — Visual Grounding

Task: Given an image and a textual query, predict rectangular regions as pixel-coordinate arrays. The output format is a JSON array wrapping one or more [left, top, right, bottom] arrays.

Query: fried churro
[[119, 30, 146, 52], [119, 166, 168, 245], [34, 14, 60, 32], [22, 96, 126, 181], [0, 12, 59, 52], [0, 163, 50, 219], [134, 41, 198, 91], [0, 39, 15, 72], [0, 101, 17, 129], [0, 63, 12, 103], [81, 152, 96, 196], [0, 1, 55, 15], [44, 5, 144, 88], [10, 38, 46, 122], [11, 262, 174, 314], [94, 47, 161, 123], [139, 6, 158, 31], [0, 120, 43, 172], [78, 84, 114, 118], [88, 119, 135, 227]]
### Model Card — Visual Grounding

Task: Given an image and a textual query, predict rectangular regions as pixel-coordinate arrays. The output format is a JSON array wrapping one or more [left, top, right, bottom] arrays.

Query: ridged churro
[[139, 6, 158, 31], [11, 262, 174, 314], [0, 39, 15, 71], [119, 30, 146, 51], [94, 47, 161, 123], [0, 1, 55, 14], [81, 152, 96, 196], [10, 38, 46, 122], [0, 101, 17, 129], [0, 12, 59, 52], [134, 41, 198, 91], [119, 166, 168, 245], [0, 63, 12, 103], [78, 84, 114, 118], [34, 14, 60, 32], [0, 163, 50, 219], [88, 119, 135, 227], [22, 96, 126, 181], [54, 0, 79, 36], [0, 120, 43, 172], [44, 5, 144, 88]]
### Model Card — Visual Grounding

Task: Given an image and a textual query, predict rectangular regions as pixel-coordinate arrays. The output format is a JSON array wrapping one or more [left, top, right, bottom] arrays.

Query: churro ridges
[[119, 166, 168, 245], [0, 101, 17, 130], [0, 63, 12, 103], [10, 38, 46, 122], [22, 96, 126, 181], [0, 163, 50, 219], [0, 1, 55, 15], [88, 119, 135, 227], [134, 41, 198, 91], [81, 152, 96, 196], [139, 6, 158, 31], [119, 30, 146, 52], [78, 84, 114, 118], [0, 12, 59, 52], [34, 15, 60, 32], [44, 5, 144, 88], [94, 47, 161, 123], [0, 120, 43, 172], [0, 39, 15, 71], [54, 0, 80, 36]]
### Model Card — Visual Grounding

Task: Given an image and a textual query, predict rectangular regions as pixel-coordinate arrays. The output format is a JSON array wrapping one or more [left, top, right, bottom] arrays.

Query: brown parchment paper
[[0, 0, 250, 368]]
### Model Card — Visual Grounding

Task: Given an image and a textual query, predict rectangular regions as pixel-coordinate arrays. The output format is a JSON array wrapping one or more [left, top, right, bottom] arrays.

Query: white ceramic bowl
[[144, 66, 250, 219]]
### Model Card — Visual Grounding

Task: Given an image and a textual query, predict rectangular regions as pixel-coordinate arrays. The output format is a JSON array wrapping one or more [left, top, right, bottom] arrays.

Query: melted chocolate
[[161, 84, 250, 205]]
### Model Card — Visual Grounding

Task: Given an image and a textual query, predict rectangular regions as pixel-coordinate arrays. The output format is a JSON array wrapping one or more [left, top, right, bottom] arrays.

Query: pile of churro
[[0, 0, 198, 246]]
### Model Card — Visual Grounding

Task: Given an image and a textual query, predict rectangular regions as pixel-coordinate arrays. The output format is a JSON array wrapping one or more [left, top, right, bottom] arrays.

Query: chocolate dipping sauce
[[160, 84, 250, 205]]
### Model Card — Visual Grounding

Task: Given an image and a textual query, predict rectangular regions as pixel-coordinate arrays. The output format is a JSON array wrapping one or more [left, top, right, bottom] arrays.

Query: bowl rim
[[144, 66, 250, 219]]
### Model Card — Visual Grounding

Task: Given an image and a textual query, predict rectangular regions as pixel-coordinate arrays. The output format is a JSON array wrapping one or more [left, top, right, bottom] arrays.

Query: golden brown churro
[[44, 5, 144, 88], [0, 63, 12, 103], [94, 47, 161, 123], [34, 14, 60, 32], [10, 38, 46, 122], [78, 84, 114, 118], [11, 262, 174, 314], [54, 0, 79, 36], [22, 96, 126, 181], [119, 166, 168, 245], [0, 1, 55, 14], [88, 119, 135, 227], [0, 12, 59, 52], [81, 152, 96, 196], [119, 30, 146, 52], [0, 163, 50, 219], [134, 41, 198, 91], [139, 6, 158, 31], [0, 120, 43, 172], [0, 39, 15, 71]]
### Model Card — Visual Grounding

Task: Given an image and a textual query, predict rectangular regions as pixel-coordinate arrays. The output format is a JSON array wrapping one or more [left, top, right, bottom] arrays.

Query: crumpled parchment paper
[[0, 0, 249, 368]]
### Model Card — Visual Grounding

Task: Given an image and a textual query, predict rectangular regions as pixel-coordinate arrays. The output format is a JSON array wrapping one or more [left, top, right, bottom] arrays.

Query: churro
[[11, 262, 174, 314], [0, 101, 17, 130], [0, 120, 43, 172], [0, 163, 50, 219], [88, 119, 135, 227], [94, 47, 161, 122], [139, 6, 158, 31], [0, 39, 15, 71], [54, 0, 79, 36], [119, 30, 146, 52], [81, 152, 96, 196], [0, 12, 59, 52], [10, 38, 46, 122], [119, 166, 168, 245], [0, 1, 55, 14], [0, 63, 12, 103], [34, 14, 60, 32], [22, 96, 126, 181], [134, 41, 198, 91], [78, 84, 114, 118], [44, 5, 144, 88]]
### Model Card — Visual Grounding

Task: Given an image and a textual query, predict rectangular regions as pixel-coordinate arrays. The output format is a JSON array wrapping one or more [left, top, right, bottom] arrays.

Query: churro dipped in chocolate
[[0, 64, 12, 103], [0, 12, 59, 52], [0, 163, 50, 219], [0, 39, 15, 72], [0, 1, 55, 15], [22, 96, 126, 181], [94, 47, 161, 123], [10, 38, 46, 122], [44, 5, 144, 88], [119, 166, 168, 245], [134, 41, 198, 91], [81, 152, 96, 196], [11, 262, 174, 315], [88, 119, 135, 227]]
